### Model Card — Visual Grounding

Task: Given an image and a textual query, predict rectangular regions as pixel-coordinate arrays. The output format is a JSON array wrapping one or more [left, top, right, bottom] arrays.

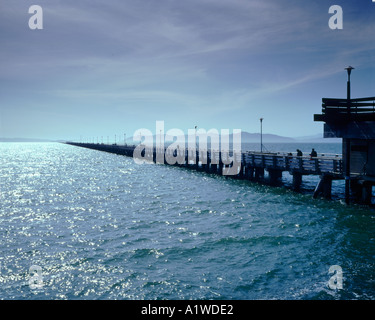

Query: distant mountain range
[[226, 132, 340, 143], [125, 131, 341, 143], [293, 134, 341, 143], [0, 132, 341, 143], [238, 132, 294, 143], [241, 133, 341, 143]]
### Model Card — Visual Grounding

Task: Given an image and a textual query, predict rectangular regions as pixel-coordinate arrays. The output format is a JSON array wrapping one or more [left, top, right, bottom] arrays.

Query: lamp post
[[195, 125, 198, 149], [260, 118, 264, 153], [345, 66, 354, 101], [344, 66, 354, 204], [195, 126, 198, 166]]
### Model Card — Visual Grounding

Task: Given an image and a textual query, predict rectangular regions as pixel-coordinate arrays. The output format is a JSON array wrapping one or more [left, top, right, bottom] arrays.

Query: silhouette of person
[[296, 149, 303, 157], [310, 148, 317, 158]]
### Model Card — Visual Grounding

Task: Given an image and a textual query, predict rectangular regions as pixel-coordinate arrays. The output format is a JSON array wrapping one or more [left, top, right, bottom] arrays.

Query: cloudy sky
[[1, 0, 374, 141]]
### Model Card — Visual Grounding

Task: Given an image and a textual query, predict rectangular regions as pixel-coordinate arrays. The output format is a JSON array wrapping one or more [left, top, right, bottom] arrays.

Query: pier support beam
[[254, 167, 264, 181], [202, 151, 210, 172], [179, 149, 186, 167], [351, 180, 373, 205], [313, 175, 333, 200], [268, 169, 282, 185], [205, 158, 211, 173], [211, 163, 218, 174], [245, 166, 254, 180], [218, 154, 224, 176], [350, 179, 362, 202], [361, 182, 373, 205], [292, 172, 303, 191], [237, 163, 244, 179], [343, 138, 351, 204]]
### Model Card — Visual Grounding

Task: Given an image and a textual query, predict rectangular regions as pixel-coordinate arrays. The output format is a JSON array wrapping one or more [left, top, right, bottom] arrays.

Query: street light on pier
[[260, 118, 264, 153], [345, 66, 354, 101], [195, 125, 198, 149], [344, 66, 354, 205]]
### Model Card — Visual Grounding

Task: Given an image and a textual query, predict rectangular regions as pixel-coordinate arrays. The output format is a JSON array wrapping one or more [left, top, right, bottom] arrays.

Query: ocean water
[[1, 142, 375, 300]]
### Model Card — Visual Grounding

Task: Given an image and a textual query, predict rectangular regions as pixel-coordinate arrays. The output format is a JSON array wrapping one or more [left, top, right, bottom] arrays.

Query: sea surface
[[1, 142, 375, 300]]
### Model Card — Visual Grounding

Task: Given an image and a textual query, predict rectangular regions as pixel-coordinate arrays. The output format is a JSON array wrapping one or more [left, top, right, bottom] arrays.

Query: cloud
[[1, 0, 374, 139]]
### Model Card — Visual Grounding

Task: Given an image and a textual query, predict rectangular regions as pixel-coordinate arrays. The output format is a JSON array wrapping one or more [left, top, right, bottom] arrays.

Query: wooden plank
[[323, 97, 375, 103], [323, 102, 375, 107], [314, 113, 375, 122]]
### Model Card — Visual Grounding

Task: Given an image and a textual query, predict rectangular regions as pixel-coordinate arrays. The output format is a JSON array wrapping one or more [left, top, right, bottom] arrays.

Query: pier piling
[[65, 142, 365, 204], [313, 175, 333, 200]]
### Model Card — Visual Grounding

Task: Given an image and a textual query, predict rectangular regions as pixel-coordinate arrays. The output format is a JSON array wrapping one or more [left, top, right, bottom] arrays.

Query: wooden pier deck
[[65, 142, 343, 200]]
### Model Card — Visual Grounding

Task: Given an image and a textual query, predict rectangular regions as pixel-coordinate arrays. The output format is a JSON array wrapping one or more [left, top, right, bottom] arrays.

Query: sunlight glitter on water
[[1, 143, 375, 300]]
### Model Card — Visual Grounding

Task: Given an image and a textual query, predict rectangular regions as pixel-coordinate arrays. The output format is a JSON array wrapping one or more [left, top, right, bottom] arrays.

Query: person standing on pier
[[296, 149, 303, 157], [310, 148, 317, 158]]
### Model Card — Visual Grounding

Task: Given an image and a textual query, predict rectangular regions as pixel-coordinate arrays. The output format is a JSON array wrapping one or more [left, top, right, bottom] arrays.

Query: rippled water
[[1, 142, 374, 300]]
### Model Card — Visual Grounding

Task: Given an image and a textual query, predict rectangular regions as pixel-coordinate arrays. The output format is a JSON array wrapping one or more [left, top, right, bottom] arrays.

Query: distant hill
[[239, 132, 295, 143], [127, 131, 295, 143], [127, 131, 343, 143], [240, 132, 341, 143], [294, 134, 341, 143], [1, 132, 341, 144]]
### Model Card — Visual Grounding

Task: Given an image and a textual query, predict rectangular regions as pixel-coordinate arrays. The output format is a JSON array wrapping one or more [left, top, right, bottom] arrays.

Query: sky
[[0, 0, 375, 142]]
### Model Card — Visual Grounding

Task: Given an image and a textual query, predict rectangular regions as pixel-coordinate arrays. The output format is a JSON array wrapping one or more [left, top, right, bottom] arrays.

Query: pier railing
[[66, 142, 343, 177], [243, 152, 342, 176], [315, 96, 375, 122]]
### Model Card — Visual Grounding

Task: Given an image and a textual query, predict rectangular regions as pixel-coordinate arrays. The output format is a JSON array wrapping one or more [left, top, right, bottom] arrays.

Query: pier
[[65, 142, 343, 201], [66, 67, 375, 205], [314, 66, 375, 205]]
